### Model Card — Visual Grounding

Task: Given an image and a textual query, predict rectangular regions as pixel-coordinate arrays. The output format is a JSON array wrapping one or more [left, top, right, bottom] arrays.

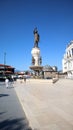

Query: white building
[[62, 40, 73, 78]]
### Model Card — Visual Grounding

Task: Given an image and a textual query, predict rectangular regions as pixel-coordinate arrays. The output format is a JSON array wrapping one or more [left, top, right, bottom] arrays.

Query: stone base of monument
[[30, 65, 43, 71], [29, 66, 43, 78]]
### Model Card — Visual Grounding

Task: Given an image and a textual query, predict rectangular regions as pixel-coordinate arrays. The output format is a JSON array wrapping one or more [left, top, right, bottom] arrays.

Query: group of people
[[5, 76, 27, 88]]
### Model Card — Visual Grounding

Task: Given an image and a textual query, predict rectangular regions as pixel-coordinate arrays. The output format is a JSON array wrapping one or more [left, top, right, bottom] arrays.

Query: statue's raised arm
[[33, 28, 40, 48]]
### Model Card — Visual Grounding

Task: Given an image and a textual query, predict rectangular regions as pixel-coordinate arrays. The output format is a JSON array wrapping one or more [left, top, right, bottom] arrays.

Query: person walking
[[24, 77, 26, 83], [5, 78, 9, 88]]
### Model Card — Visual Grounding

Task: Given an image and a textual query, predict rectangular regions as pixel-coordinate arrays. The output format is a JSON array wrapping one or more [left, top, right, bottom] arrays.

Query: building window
[[69, 51, 70, 57], [72, 48, 73, 55], [67, 52, 68, 58]]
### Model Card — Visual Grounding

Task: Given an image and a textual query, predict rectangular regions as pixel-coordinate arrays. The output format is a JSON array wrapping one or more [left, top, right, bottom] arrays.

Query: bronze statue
[[33, 28, 40, 47]]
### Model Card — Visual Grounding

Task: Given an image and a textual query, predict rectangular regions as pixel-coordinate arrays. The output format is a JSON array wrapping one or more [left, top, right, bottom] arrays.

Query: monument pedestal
[[30, 65, 43, 77], [30, 47, 43, 78]]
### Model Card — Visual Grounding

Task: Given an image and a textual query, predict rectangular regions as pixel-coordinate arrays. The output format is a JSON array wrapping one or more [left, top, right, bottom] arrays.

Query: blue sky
[[0, 0, 73, 71]]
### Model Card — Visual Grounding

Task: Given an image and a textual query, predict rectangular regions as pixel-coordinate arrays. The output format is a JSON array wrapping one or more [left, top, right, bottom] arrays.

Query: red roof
[[0, 64, 15, 69]]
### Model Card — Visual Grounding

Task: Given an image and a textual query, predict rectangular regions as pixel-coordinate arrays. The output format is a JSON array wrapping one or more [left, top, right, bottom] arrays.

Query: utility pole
[[4, 52, 6, 75]]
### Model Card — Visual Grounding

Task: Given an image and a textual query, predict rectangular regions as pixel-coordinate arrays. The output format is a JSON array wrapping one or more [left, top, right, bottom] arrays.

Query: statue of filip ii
[[33, 27, 40, 48]]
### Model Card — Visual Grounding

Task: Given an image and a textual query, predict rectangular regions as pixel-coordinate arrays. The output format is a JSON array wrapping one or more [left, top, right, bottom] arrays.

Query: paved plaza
[[14, 78, 73, 130]]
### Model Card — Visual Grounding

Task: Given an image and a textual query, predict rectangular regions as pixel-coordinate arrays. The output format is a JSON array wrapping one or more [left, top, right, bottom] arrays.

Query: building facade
[[0, 64, 15, 75], [43, 65, 58, 79], [62, 40, 73, 78]]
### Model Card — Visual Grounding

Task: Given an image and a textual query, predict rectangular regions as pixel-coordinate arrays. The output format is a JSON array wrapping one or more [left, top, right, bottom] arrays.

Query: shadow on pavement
[[0, 94, 9, 97], [0, 118, 32, 130], [0, 112, 6, 115]]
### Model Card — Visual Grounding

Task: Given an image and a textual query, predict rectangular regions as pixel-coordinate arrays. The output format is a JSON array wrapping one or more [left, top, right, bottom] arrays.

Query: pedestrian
[[24, 77, 26, 83], [5, 78, 9, 88]]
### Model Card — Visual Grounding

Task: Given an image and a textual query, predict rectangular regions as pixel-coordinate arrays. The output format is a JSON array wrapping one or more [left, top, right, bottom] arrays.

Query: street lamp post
[[4, 52, 6, 75]]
